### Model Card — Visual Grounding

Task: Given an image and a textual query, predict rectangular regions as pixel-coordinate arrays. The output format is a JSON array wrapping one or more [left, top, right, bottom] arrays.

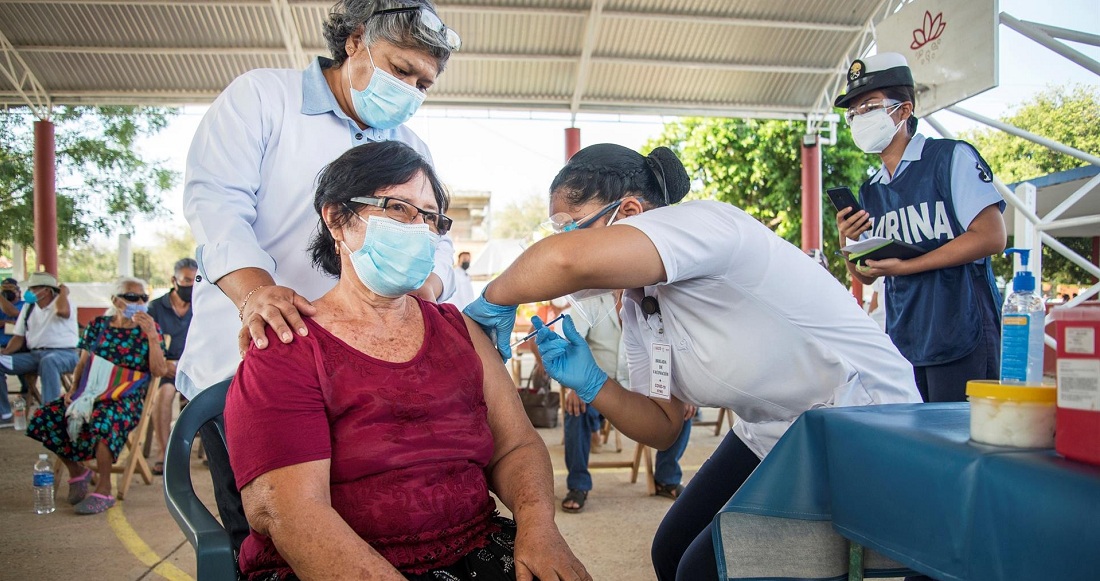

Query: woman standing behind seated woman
[[225, 141, 589, 581], [26, 277, 167, 514]]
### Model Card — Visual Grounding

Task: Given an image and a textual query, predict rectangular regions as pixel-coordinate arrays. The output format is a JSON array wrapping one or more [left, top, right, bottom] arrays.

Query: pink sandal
[[67, 468, 93, 506], [74, 493, 115, 515]]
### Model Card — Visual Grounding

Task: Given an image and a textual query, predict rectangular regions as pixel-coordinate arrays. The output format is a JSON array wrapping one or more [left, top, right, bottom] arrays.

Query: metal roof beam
[[16, 45, 289, 56], [0, 0, 269, 5], [14, 45, 836, 74], [601, 10, 862, 32], [0, 29, 50, 118], [1001, 12, 1100, 76], [269, 0, 308, 68], [12, 45, 831, 73], [569, 0, 604, 118], [0, 89, 820, 119], [0, 0, 867, 32]]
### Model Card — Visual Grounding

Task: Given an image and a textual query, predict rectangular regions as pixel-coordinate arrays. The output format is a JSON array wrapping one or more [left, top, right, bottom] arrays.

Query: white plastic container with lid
[[967, 380, 1056, 448]]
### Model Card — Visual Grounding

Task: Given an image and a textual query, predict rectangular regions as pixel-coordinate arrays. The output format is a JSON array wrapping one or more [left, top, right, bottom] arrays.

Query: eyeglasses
[[845, 99, 902, 124], [348, 196, 452, 234], [117, 293, 149, 303], [544, 200, 623, 234], [369, 6, 461, 51]]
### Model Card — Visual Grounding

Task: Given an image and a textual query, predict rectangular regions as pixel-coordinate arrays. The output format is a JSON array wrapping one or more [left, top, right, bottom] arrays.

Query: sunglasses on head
[[369, 5, 461, 51], [117, 293, 149, 303]]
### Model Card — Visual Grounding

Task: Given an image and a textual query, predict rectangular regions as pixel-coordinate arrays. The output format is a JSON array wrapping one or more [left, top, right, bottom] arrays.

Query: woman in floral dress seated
[[27, 277, 168, 514]]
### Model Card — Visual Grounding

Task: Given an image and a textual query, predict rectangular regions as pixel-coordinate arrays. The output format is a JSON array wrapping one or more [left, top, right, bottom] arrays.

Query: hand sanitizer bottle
[[1000, 248, 1046, 385]]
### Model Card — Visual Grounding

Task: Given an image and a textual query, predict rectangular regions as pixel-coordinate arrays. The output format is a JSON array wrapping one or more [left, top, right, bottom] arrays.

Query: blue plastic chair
[[163, 379, 236, 581]]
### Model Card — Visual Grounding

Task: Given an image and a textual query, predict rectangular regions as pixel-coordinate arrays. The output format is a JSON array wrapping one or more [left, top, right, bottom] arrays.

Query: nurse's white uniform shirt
[[619, 200, 920, 458]]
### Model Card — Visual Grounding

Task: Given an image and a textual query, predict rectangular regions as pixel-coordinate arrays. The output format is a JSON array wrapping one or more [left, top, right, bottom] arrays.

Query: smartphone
[[826, 187, 863, 214]]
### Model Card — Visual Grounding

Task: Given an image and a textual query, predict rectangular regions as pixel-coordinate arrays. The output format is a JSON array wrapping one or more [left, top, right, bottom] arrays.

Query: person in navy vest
[[834, 52, 1007, 406]]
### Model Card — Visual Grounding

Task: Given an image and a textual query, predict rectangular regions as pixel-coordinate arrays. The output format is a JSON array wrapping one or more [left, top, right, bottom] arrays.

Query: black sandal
[[561, 489, 588, 513], [654, 483, 684, 500]]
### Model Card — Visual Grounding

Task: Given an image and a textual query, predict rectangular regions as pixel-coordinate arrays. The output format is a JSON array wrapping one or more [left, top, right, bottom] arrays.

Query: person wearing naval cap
[[834, 52, 1007, 412]]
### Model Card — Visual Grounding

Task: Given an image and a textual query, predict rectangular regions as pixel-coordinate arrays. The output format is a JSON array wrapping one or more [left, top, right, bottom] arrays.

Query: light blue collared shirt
[[178, 57, 454, 397], [869, 133, 1004, 230]]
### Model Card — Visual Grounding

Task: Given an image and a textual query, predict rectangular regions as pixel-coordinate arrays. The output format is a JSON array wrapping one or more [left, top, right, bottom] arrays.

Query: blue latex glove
[[532, 314, 608, 403], [463, 291, 518, 360]]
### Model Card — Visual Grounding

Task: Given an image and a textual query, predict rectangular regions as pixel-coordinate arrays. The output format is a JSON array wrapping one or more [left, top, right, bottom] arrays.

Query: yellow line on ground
[[106, 476, 195, 581]]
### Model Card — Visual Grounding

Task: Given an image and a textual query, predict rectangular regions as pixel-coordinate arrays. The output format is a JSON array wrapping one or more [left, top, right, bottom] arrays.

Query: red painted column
[[565, 127, 581, 161], [33, 119, 58, 276], [800, 133, 821, 252]]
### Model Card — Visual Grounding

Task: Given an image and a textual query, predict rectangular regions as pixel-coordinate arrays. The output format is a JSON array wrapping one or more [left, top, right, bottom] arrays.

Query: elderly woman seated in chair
[[26, 277, 167, 514], [225, 141, 590, 581]]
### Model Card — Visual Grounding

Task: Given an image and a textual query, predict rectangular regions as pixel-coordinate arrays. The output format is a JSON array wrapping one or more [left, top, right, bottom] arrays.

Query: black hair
[[549, 144, 691, 209], [322, 0, 452, 71], [308, 141, 449, 277], [882, 85, 919, 135]]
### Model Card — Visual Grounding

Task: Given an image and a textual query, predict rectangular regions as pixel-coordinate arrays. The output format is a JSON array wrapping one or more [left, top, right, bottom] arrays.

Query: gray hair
[[322, 0, 453, 70], [173, 257, 198, 276], [106, 276, 148, 317]]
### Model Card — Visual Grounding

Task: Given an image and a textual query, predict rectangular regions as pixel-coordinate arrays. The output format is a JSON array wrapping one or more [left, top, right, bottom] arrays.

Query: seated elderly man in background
[[226, 141, 589, 581], [26, 277, 168, 514], [0, 272, 80, 409]]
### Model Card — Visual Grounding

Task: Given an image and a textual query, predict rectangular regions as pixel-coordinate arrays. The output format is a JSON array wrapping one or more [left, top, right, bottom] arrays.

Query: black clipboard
[[843, 237, 926, 265]]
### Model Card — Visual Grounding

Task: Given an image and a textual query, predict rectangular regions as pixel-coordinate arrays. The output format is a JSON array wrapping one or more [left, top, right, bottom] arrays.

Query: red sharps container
[[1051, 306, 1100, 466]]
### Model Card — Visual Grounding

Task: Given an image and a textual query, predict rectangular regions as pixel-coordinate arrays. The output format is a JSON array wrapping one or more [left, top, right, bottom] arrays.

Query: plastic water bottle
[[12, 396, 27, 431], [33, 454, 55, 514], [1001, 249, 1045, 384]]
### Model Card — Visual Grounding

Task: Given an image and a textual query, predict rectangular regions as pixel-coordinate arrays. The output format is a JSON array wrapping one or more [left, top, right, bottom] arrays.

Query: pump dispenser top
[[1006, 248, 1034, 293]]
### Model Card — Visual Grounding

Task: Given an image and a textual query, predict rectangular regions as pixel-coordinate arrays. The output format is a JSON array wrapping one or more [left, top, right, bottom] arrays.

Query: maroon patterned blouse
[[225, 299, 499, 578]]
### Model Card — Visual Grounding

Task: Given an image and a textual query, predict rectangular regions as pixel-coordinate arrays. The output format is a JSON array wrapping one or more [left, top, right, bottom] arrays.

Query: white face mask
[[849, 105, 904, 154]]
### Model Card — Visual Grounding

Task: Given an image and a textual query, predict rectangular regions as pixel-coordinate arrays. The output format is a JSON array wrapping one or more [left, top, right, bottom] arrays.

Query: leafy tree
[[0, 106, 179, 253], [492, 193, 550, 240], [645, 117, 877, 283], [962, 85, 1100, 184], [961, 85, 1100, 286], [136, 225, 197, 288], [53, 241, 117, 283]]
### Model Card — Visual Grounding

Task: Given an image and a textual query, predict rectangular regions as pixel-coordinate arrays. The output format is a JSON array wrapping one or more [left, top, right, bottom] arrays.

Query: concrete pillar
[[33, 120, 58, 276], [12, 242, 25, 281], [117, 234, 133, 277]]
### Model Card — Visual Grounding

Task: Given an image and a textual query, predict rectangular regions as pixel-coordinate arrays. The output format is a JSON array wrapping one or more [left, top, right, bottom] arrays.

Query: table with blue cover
[[713, 403, 1100, 581]]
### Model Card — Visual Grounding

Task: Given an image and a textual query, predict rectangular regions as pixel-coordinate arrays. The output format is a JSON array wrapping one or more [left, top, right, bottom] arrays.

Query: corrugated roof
[[0, 0, 890, 119]]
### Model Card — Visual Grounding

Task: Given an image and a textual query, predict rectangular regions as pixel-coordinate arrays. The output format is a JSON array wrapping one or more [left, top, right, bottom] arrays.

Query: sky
[[130, 0, 1100, 247]]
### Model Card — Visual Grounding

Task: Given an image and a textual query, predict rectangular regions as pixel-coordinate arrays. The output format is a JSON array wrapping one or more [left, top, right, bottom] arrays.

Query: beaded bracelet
[[238, 285, 268, 321]]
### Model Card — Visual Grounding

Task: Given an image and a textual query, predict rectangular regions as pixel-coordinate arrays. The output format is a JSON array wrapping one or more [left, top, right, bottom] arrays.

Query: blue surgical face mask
[[22, 289, 38, 304], [123, 303, 148, 319], [344, 215, 440, 298], [347, 46, 426, 130]]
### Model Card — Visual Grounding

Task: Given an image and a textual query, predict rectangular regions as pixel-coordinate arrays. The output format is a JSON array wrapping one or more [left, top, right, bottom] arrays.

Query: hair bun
[[647, 147, 690, 204]]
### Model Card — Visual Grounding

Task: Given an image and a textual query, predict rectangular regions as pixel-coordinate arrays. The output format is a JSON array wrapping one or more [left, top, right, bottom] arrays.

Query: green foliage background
[[0, 106, 179, 252], [644, 117, 877, 283], [961, 85, 1100, 288], [639, 84, 1099, 290]]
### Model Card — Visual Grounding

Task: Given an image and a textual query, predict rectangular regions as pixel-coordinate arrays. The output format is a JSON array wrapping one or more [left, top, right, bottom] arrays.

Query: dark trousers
[[199, 420, 250, 551], [914, 304, 1000, 403], [651, 431, 761, 581]]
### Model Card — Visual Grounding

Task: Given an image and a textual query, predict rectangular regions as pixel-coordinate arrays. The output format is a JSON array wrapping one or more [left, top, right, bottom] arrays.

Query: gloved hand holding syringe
[[509, 314, 564, 348]]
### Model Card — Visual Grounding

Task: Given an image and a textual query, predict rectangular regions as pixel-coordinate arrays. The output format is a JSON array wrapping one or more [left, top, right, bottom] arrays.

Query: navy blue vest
[[860, 138, 1001, 366]]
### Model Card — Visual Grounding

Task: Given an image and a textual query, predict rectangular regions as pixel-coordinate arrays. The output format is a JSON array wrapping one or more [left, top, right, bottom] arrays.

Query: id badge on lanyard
[[642, 294, 672, 400]]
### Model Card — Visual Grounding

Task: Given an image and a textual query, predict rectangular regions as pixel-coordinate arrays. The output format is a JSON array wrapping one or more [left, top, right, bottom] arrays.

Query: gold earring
[[335, 240, 341, 256]]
